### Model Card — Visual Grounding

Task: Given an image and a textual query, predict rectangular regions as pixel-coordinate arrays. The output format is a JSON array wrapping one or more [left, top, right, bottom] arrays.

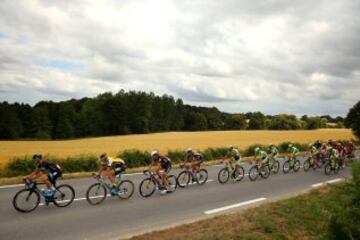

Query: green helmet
[[254, 147, 260, 154]]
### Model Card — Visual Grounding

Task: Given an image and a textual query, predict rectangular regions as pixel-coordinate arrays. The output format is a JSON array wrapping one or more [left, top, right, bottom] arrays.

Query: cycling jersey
[[229, 148, 241, 161], [269, 146, 279, 157], [191, 152, 204, 163], [256, 150, 268, 160], [289, 146, 300, 156], [36, 161, 61, 183], [328, 148, 340, 159], [310, 145, 318, 154], [160, 157, 172, 173]]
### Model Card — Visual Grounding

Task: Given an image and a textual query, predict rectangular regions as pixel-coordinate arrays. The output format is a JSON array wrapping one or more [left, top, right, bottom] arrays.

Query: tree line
[[0, 90, 346, 140]]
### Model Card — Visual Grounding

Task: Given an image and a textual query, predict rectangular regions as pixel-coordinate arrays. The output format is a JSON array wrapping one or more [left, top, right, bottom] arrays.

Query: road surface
[[0, 157, 354, 240]]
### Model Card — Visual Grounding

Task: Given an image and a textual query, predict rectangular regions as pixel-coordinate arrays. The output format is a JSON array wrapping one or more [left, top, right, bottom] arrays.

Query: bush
[[243, 144, 267, 157], [3, 154, 99, 177], [167, 150, 185, 164], [328, 160, 360, 239], [117, 149, 151, 168], [201, 147, 228, 160]]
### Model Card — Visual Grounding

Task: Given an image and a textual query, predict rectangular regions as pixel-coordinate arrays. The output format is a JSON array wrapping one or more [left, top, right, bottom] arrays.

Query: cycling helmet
[[229, 145, 234, 150], [185, 148, 192, 154], [254, 147, 260, 154], [33, 153, 42, 161], [99, 153, 107, 159], [151, 150, 159, 158]]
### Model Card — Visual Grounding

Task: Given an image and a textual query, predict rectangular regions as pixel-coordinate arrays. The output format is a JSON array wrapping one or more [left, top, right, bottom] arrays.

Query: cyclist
[[308, 142, 320, 166], [254, 147, 268, 171], [287, 144, 300, 163], [97, 153, 126, 195], [267, 144, 279, 168], [25, 153, 61, 197], [185, 148, 204, 180], [223, 145, 243, 181], [327, 146, 340, 169], [149, 150, 172, 193]]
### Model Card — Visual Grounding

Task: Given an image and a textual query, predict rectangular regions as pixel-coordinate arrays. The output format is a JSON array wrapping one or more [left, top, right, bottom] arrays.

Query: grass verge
[[128, 181, 356, 240]]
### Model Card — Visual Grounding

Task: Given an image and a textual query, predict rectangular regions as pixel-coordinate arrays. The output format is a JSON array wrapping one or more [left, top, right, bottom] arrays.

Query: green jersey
[[256, 150, 268, 160], [269, 146, 279, 157], [289, 146, 299, 156], [328, 148, 339, 159], [229, 148, 241, 161], [310, 145, 318, 154]]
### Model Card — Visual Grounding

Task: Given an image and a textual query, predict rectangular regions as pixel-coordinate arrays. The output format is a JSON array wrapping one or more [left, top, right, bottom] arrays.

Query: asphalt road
[[0, 156, 355, 240]]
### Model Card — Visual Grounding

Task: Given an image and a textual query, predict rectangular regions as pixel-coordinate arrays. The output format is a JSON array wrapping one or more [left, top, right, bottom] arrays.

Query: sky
[[0, 0, 359, 116]]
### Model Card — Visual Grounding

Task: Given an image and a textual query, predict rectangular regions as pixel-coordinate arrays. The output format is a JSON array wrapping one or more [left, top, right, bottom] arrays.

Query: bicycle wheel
[[324, 163, 332, 175], [167, 175, 178, 192], [293, 160, 301, 172], [117, 180, 135, 200], [13, 189, 40, 213], [283, 160, 291, 174], [260, 165, 270, 179], [271, 160, 280, 174], [196, 169, 208, 185], [53, 184, 75, 207], [248, 165, 259, 181], [177, 171, 191, 188], [303, 158, 311, 172], [86, 183, 107, 205], [218, 168, 230, 184], [139, 178, 156, 197], [233, 166, 245, 182]]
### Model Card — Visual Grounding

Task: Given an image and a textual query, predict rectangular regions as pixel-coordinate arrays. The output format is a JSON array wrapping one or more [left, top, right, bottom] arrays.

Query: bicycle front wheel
[[249, 165, 259, 181], [303, 158, 311, 172], [86, 183, 107, 205], [117, 180, 135, 200], [218, 168, 230, 184], [233, 166, 245, 182], [53, 184, 75, 207], [177, 171, 191, 188], [271, 160, 280, 174], [293, 160, 301, 172], [13, 189, 40, 213], [167, 175, 178, 192], [196, 169, 208, 185], [139, 178, 156, 197], [283, 160, 290, 173]]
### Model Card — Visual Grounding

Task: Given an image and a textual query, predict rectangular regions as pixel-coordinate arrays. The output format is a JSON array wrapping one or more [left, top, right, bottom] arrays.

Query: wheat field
[[0, 129, 354, 168]]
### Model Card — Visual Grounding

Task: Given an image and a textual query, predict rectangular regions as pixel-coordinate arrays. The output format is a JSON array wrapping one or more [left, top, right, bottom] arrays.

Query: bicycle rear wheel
[[218, 168, 230, 184], [86, 183, 107, 205], [196, 169, 208, 185], [249, 165, 259, 181], [177, 171, 191, 188], [13, 189, 40, 213], [117, 180, 135, 200], [53, 184, 75, 207], [324, 163, 332, 175], [139, 178, 156, 197]]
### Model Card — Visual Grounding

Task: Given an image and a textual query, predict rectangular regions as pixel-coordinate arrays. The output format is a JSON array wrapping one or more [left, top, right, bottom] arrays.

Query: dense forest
[[0, 90, 345, 140]]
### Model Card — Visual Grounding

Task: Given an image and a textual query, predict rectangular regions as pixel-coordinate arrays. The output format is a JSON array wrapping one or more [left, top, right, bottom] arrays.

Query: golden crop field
[[0, 129, 354, 168]]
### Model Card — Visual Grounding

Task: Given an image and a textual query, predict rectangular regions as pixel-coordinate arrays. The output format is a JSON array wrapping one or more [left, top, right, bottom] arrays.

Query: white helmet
[[150, 150, 159, 157], [185, 148, 192, 154]]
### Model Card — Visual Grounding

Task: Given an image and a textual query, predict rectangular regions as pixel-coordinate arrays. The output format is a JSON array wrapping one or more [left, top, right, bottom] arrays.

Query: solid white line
[[204, 197, 267, 215]]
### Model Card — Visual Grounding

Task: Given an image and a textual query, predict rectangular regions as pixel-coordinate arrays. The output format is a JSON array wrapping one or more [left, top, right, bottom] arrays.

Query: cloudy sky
[[0, 0, 359, 116]]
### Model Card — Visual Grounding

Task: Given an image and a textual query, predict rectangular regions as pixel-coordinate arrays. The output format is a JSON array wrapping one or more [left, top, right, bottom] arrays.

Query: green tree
[[345, 100, 360, 139], [225, 114, 247, 130]]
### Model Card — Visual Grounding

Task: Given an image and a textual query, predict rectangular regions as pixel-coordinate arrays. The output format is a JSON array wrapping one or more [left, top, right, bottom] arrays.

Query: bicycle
[[86, 174, 134, 205], [218, 161, 245, 184], [13, 179, 75, 213], [267, 157, 280, 174], [282, 157, 301, 173], [303, 156, 319, 171], [177, 163, 208, 188], [139, 170, 177, 197], [248, 160, 270, 181], [324, 160, 340, 175]]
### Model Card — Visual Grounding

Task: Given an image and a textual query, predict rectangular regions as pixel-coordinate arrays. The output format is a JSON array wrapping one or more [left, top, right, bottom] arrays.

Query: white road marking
[[204, 197, 267, 215], [311, 178, 343, 188]]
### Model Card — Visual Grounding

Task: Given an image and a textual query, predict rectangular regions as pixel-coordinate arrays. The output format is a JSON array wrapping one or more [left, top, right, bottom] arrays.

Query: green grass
[[129, 181, 356, 240]]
